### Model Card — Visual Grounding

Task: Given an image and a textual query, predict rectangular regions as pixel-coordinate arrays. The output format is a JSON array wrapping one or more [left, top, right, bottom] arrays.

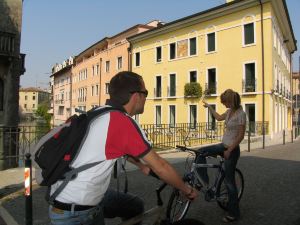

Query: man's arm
[[127, 156, 151, 175], [141, 150, 198, 200]]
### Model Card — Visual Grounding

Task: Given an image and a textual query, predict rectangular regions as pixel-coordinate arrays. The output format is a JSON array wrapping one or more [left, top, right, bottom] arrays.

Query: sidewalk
[[0, 137, 299, 225]]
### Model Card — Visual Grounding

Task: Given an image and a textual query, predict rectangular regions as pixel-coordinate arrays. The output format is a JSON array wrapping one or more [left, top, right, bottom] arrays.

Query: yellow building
[[19, 87, 50, 117], [129, 0, 297, 139]]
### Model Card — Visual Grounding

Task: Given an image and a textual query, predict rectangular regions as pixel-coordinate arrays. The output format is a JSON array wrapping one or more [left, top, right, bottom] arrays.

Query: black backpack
[[34, 106, 118, 203]]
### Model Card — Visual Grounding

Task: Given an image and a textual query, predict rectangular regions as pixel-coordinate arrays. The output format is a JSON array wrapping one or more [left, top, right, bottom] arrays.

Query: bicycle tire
[[216, 168, 244, 210], [166, 179, 192, 223]]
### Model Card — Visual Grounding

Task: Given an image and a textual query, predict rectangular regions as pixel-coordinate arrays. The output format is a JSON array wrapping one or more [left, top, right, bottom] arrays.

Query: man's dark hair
[[108, 71, 143, 105]]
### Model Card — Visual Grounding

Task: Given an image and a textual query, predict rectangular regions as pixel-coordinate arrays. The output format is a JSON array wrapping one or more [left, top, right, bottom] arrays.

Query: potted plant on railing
[[184, 82, 202, 98]]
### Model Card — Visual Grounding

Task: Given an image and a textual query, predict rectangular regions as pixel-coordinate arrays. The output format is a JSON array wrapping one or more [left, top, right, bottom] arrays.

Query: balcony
[[205, 83, 217, 96], [55, 100, 64, 105], [242, 79, 256, 93], [0, 31, 16, 57]]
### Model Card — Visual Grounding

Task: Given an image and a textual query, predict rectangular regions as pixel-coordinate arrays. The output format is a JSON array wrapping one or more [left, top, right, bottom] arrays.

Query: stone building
[[0, 0, 25, 169]]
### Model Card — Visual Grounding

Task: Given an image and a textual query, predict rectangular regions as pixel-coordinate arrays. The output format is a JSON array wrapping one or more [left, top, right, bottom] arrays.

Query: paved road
[[1, 140, 300, 225]]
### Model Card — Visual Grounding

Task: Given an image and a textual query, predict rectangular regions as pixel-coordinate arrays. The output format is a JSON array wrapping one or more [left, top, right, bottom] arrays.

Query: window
[[24, 104, 27, 109], [105, 61, 110, 72], [244, 23, 254, 45], [33, 104, 35, 108], [92, 65, 95, 76], [169, 43, 176, 60], [169, 74, 176, 97], [207, 104, 216, 130], [207, 68, 217, 94], [117, 57, 122, 70], [25, 95, 27, 100], [189, 37, 197, 55], [155, 105, 161, 126], [156, 46, 162, 62], [96, 85, 99, 95], [207, 32, 215, 52], [32, 96, 35, 100], [189, 105, 197, 129], [245, 104, 255, 133], [244, 63, 256, 92], [190, 71, 197, 82], [169, 105, 176, 127], [96, 64, 99, 75], [135, 52, 140, 67], [155, 76, 162, 98], [105, 83, 109, 94], [91, 86, 94, 96]]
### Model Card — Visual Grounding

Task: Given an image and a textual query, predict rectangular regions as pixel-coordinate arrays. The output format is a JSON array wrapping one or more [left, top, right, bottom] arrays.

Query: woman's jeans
[[49, 188, 144, 225], [195, 143, 240, 218]]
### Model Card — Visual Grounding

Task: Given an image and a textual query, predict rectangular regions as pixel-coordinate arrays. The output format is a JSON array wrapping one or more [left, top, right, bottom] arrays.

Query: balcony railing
[[0, 31, 16, 56], [242, 79, 257, 93], [205, 83, 217, 95]]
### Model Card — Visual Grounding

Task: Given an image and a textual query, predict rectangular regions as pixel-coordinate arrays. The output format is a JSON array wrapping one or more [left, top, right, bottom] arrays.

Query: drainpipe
[[128, 42, 132, 71], [290, 53, 293, 142], [258, 0, 265, 148], [99, 58, 102, 106]]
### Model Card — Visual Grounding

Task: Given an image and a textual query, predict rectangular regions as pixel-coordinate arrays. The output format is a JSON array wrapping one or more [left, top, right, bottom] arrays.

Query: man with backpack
[[47, 71, 198, 225]]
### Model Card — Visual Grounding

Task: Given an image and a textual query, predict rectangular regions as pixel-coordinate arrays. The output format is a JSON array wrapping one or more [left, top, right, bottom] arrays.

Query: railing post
[[25, 153, 33, 225], [291, 128, 293, 143], [248, 130, 251, 152], [283, 129, 285, 145]]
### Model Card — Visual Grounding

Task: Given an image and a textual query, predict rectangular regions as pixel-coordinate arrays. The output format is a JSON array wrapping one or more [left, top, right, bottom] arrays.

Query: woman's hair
[[108, 71, 143, 105], [220, 89, 241, 110]]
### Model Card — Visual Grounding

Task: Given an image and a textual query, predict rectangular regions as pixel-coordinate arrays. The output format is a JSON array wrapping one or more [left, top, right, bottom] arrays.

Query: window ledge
[[242, 92, 258, 95], [167, 96, 177, 99], [205, 51, 217, 55], [242, 43, 256, 48]]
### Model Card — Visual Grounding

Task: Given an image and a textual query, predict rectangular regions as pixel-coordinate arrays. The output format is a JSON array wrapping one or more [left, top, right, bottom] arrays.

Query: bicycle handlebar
[[176, 145, 198, 154]]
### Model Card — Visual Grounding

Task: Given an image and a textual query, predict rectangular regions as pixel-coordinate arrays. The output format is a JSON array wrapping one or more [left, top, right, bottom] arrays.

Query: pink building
[[71, 21, 161, 113]]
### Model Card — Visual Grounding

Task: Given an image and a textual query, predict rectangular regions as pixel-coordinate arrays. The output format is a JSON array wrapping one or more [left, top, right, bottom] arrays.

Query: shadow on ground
[[2, 149, 300, 225]]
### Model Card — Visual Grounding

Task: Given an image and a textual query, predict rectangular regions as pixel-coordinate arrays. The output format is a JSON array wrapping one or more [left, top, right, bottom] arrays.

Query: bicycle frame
[[189, 155, 225, 193]]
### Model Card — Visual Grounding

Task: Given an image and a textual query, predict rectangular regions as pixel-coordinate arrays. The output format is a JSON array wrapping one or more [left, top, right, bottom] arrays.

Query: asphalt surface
[[1, 140, 300, 225]]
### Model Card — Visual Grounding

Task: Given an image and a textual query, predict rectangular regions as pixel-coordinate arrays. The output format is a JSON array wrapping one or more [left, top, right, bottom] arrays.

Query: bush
[[184, 82, 202, 98]]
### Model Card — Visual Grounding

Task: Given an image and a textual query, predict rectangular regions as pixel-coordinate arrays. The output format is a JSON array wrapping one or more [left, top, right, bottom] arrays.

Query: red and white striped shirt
[[51, 108, 151, 205]]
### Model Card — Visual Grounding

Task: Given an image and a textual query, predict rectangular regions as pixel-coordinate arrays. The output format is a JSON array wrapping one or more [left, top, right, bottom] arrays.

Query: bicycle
[[166, 145, 244, 223]]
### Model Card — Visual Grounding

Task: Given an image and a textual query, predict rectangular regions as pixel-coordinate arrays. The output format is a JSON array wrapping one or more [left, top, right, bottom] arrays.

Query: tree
[[35, 102, 51, 126]]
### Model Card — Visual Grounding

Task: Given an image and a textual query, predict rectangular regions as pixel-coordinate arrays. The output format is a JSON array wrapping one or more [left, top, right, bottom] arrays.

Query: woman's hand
[[202, 100, 209, 108]]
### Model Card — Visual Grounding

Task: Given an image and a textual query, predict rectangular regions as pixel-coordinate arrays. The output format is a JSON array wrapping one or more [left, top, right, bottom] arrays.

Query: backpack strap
[[48, 161, 103, 204]]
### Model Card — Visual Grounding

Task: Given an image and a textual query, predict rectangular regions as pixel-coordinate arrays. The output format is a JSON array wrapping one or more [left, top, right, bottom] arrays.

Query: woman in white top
[[196, 89, 246, 223]]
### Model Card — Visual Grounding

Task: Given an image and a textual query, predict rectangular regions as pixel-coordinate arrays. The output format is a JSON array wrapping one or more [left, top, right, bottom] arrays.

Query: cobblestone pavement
[[1, 140, 300, 225]]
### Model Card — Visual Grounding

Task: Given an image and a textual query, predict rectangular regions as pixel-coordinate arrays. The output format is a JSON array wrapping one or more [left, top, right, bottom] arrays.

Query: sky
[[20, 0, 300, 88]]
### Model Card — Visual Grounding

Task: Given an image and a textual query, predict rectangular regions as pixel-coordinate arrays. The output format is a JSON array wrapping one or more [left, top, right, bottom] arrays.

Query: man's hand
[[183, 186, 198, 201]]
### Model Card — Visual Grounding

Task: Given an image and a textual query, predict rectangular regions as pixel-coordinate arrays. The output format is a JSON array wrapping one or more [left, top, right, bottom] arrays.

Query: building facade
[[51, 57, 73, 126], [0, 0, 25, 126], [19, 87, 50, 118], [71, 21, 161, 114], [292, 72, 300, 125], [129, 0, 296, 138], [0, 0, 25, 169]]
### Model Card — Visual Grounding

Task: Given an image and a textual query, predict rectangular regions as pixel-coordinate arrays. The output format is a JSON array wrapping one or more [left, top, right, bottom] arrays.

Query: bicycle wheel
[[166, 178, 192, 223], [216, 168, 244, 210]]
